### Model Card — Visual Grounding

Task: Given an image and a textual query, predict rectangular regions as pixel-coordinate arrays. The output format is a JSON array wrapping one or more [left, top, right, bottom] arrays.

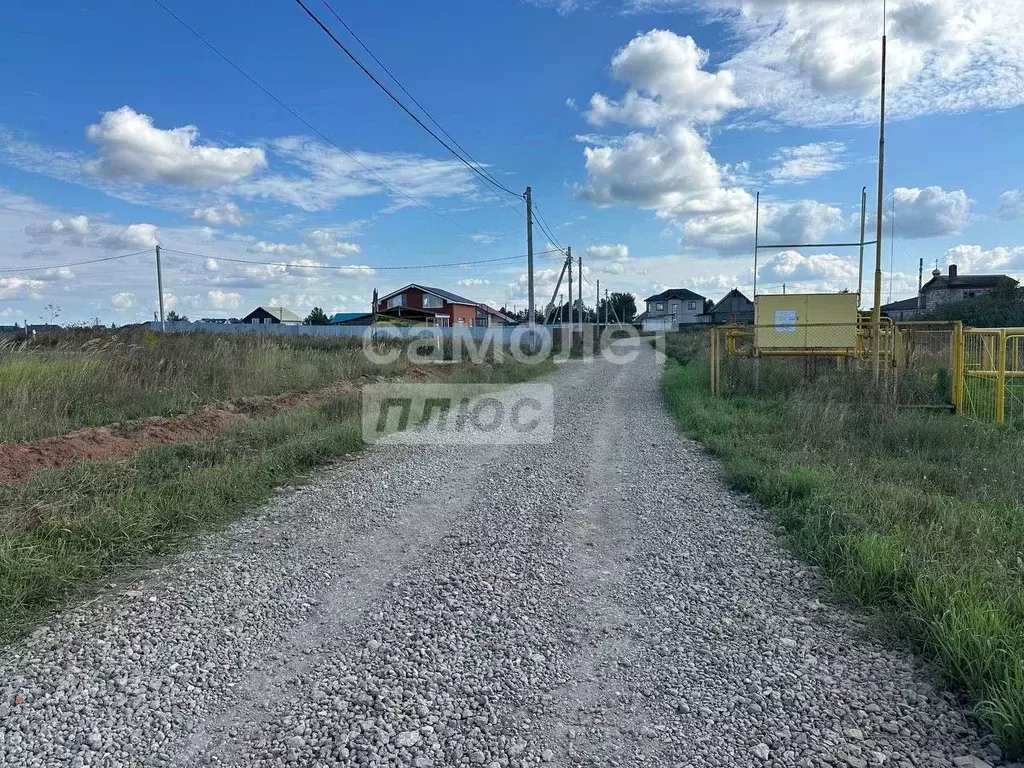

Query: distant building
[[699, 289, 754, 325], [199, 318, 230, 324], [375, 284, 515, 327], [878, 297, 922, 323], [880, 264, 1018, 320], [240, 306, 303, 325], [329, 312, 374, 326], [642, 289, 707, 331]]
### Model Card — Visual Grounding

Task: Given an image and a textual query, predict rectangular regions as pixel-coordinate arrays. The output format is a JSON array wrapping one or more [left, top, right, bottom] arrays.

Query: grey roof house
[[699, 289, 754, 325], [642, 289, 707, 330], [880, 264, 1018, 320]]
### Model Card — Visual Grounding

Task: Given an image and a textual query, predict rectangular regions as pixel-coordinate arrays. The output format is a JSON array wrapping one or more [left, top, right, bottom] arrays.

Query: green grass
[[662, 360, 1024, 756], [0, 330, 403, 442], [0, 350, 553, 643]]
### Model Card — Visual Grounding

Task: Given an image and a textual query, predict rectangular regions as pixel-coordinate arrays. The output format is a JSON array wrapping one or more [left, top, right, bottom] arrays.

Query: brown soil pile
[[0, 384, 359, 486]]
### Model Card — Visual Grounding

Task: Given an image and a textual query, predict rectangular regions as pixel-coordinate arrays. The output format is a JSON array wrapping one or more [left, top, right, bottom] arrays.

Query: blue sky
[[2, 0, 1023, 324]]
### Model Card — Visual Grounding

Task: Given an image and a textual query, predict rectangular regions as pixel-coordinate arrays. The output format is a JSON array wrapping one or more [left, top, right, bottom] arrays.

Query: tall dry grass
[[0, 330, 403, 442]]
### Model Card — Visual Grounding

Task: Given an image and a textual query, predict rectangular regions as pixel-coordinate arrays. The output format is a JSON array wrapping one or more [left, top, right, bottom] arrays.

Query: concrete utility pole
[[871, 33, 887, 383], [577, 252, 582, 327], [596, 278, 600, 327], [753, 191, 760, 297], [858, 186, 867, 307], [155, 245, 166, 332], [525, 186, 535, 325], [567, 252, 573, 332]]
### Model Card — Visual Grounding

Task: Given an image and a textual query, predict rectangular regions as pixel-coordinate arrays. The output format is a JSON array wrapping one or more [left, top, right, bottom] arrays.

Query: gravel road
[[0, 340, 1006, 767]]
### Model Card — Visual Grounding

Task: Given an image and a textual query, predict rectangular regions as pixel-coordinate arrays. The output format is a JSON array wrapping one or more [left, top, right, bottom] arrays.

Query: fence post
[[996, 329, 1007, 425], [709, 328, 717, 395], [952, 321, 964, 413]]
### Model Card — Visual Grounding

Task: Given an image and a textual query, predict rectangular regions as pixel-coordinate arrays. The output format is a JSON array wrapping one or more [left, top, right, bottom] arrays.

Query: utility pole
[[525, 186, 535, 325], [596, 278, 600, 327], [858, 186, 867, 308], [753, 191, 760, 297], [871, 33, 887, 383], [155, 245, 166, 332], [577, 251, 582, 327], [567, 252, 573, 332]]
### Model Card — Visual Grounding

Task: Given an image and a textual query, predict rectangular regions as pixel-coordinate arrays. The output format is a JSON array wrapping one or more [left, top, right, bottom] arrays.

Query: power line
[[149, 0, 492, 237], [531, 202, 566, 253], [0, 249, 153, 273], [161, 247, 563, 271], [318, 0, 513, 197], [292, 0, 524, 208]]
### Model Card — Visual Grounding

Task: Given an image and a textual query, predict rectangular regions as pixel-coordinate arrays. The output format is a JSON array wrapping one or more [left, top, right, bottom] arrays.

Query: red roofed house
[[376, 284, 516, 327]]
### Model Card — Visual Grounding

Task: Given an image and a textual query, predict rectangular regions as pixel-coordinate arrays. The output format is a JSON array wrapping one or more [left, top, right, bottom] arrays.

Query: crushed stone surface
[[0, 341, 1006, 767]]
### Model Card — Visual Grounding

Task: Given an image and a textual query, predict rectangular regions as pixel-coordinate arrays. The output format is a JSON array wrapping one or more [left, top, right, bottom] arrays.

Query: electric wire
[[161, 247, 563, 271], [149, 0, 495, 237], [0, 249, 153, 273], [318, 0, 513, 196], [292, 0, 525, 214]]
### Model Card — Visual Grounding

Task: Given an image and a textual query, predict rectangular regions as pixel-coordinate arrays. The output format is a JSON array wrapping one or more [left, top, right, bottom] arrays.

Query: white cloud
[[584, 244, 630, 262], [456, 278, 489, 287], [758, 250, 858, 288], [886, 186, 970, 238], [304, 229, 361, 258], [0, 277, 45, 300], [586, 30, 741, 126], [998, 190, 1024, 221], [235, 137, 476, 212], [943, 244, 1024, 275], [25, 214, 93, 244], [207, 289, 243, 309], [769, 142, 846, 184], [189, 201, 249, 226], [102, 223, 160, 250], [247, 229, 360, 261], [578, 119, 845, 251], [112, 292, 136, 310], [84, 106, 266, 185], [204, 258, 220, 272], [703, 0, 1024, 125]]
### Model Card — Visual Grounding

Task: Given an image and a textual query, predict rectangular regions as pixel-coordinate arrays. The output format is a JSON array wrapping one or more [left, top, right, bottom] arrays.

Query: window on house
[[387, 294, 406, 309], [656, 303, 664, 311], [688, 301, 696, 311], [423, 294, 443, 309]]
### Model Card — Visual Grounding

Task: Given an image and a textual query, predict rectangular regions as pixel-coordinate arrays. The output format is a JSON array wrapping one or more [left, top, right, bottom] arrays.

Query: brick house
[[376, 284, 515, 327]]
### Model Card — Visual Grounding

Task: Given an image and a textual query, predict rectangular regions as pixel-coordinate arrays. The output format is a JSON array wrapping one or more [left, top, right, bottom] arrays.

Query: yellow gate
[[958, 327, 1024, 426]]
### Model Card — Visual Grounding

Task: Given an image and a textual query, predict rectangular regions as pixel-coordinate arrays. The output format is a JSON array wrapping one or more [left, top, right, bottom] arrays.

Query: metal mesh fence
[[710, 321, 958, 407], [961, 328, 1024, 426]]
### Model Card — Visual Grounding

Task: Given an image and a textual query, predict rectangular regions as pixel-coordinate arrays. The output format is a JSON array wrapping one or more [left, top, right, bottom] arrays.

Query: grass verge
[[662, 360, 1024, 756], [0, 355, 551, 643]]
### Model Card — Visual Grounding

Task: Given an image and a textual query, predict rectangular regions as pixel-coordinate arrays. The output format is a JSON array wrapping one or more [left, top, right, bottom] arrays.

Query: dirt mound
[[0, 384, 359, 486]]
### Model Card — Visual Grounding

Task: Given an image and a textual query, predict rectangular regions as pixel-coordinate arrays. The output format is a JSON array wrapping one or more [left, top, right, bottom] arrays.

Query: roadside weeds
[[661, 359, 1024, 758]]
